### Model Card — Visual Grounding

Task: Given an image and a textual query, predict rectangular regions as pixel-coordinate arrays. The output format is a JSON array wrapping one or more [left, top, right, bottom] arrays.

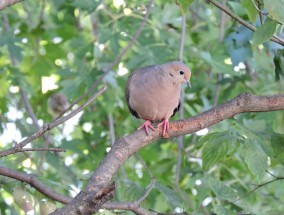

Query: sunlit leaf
[[252, 19, 277, 48]]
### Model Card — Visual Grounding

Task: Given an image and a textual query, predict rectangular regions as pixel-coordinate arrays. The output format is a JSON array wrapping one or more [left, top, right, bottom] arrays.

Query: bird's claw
[[137, 120, 156, 135], [157, 119, 169, 136]]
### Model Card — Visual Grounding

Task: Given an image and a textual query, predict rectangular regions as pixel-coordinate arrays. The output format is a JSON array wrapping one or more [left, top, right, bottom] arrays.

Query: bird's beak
[[186, 80, 191, 89]]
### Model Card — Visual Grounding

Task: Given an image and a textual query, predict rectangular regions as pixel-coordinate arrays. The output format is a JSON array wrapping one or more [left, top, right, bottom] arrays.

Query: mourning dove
[[125, 61, 191, 136], [48, 93, 69, 118]]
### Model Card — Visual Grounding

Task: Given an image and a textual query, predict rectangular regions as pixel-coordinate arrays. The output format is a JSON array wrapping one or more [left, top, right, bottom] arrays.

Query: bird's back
[[126, 64, 181, 122]]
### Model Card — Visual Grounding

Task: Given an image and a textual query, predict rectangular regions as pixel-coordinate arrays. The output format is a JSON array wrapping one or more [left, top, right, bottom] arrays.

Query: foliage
[[0, 0, 283, 214]]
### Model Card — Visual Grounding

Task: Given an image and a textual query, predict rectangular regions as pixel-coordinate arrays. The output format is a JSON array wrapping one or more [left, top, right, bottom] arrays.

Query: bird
[[125, 61, 191, 136], [48, 93, 69, 118]]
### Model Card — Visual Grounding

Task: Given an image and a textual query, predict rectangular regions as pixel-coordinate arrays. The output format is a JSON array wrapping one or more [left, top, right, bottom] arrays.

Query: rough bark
[[51, 93, 284, 214]]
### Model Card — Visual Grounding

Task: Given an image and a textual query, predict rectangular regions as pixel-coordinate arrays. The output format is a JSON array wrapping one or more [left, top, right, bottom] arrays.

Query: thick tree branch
[[0, 166, 155, 214], [51, 93, 284, 214], [0, 85, 107, 158], [0, 166, 72, 204], [2, 93, 283, 214], [208, 0, 284, 46], [0, 0, 23, 10]]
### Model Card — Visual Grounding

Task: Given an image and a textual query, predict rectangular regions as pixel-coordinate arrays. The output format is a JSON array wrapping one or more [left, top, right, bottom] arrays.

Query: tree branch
[[0, 85, 107, 158], [0, 166, 72, 204], [208, 0, 284, 46], [11, 147, 65, 153], [20, 88, 53, 174], [0, 165, 155, 214], [0, 0, 23, 10], [50, 93, 284, 214], [232, 170, 284, 203]]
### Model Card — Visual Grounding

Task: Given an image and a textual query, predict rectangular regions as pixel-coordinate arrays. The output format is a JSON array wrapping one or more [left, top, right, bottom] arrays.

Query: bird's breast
[[129, 75, 181, 122]]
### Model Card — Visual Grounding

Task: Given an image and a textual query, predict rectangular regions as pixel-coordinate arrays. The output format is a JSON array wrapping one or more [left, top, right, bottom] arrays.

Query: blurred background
[[0, 0, 283, 214]]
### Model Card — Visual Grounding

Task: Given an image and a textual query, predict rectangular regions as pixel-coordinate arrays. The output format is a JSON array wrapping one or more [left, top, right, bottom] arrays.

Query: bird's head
[[163, 61, 192, 89]]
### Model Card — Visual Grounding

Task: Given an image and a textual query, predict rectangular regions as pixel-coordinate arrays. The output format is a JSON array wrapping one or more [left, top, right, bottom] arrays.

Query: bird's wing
[[125, 71, 140, 119], [171, 100, 181, 118]]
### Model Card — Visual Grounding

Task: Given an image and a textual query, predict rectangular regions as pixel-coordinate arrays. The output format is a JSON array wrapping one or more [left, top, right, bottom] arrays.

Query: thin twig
[[108, 113, 116, 145], [135, 177, 156, 205], [5, 15, 53, 170], [219, 0, 226, 41], [179, 15, 186, 62], [265, 170, 280, 178], [57, 0, 154, 117], [14, 147, 66, 153], [20, 89, 41, 129], [176, 14, 187, 184], [251, 0, 268, 17], [20, 32, 51, 173], [208, 0, 284, 46], [151, 212, 189, 215], [135, 153, 154, 178], [103, 178, 156, 215], [20, 88, 53, 174], [232, 171, 284, 203], [0, 85, 107, 158], [213, 0, 226, 107]]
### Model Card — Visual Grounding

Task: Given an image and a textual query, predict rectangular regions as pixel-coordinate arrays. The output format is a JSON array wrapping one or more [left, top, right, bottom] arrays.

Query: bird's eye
[[179, 70, 184, 75]]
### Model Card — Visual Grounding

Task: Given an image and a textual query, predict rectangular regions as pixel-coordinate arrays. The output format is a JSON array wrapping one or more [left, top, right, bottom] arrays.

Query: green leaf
[[271, 133, 284, 164], [228, 1, 246, 17], [200, 131, 240, 170], [241, 0, 258, 22], [273, 111, 284, 134], [118, 180, 144, 202], [252, 19, 278, 48], [202, 137, 229, 171], [209, 177, 237, 201], [242, 140, 268, 181], [264, 0, 284, 24], [155, 182, 183, 207]]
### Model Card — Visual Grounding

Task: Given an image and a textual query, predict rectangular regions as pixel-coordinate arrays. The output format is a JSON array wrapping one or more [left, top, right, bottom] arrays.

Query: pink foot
[[137, 120, 155, 135], [157, 118, 170, 136]]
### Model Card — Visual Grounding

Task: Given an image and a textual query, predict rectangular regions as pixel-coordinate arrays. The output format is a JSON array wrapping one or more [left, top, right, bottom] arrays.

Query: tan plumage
[[48, 93, 69, 118], [125, 61, 191, 135]]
